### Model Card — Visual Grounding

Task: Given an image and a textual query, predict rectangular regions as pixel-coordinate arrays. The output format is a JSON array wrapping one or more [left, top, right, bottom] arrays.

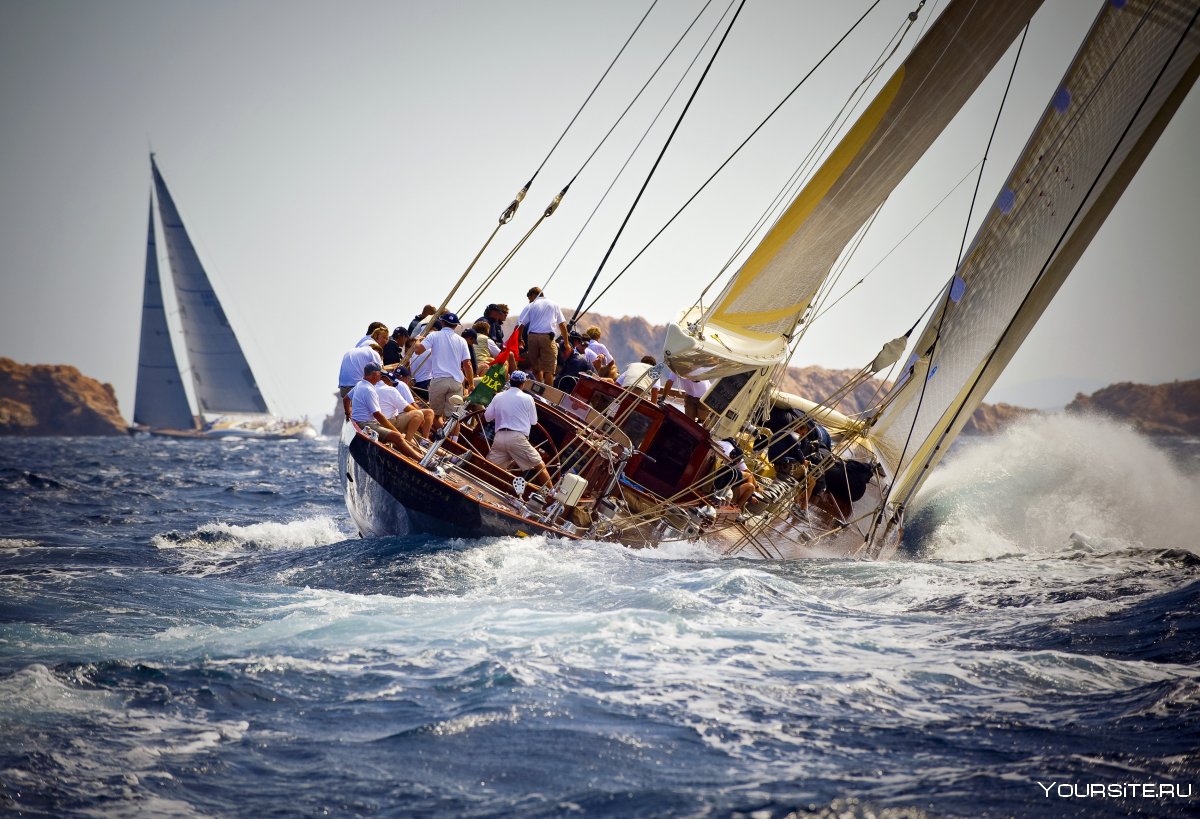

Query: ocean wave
[[152, 516, 348, 553], [908, 414, 1200, 560]]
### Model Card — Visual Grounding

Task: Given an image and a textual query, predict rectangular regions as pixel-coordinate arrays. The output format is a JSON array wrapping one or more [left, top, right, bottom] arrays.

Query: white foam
[[911, 413, 1200, 560], [152, 515, 348, 553]]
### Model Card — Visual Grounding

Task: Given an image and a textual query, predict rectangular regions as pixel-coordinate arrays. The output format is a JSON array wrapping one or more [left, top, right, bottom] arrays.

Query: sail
[[870, 0, 1200, 509], [133, 197, 196, 430], [665, 0, 1045, 379], [150, 157, 269, 415]]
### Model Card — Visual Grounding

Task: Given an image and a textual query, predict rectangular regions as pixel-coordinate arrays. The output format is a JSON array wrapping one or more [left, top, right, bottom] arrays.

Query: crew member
[[662, 370, 711, 422], [412, 311, 474, 426], [483, 370, 552, 489], [381, 326, 410, 366], [517, 287, 568, 386], [349, 363, 421, 459], [617, 355, 661, 402], [337, 342, 383, 418], [376, 366, 433, 443]]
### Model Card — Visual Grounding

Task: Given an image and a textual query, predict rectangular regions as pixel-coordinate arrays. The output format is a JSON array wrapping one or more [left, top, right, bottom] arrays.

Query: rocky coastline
[[0, 358, 127, 436]]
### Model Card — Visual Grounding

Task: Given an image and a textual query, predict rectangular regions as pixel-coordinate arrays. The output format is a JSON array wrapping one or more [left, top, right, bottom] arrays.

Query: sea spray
[[907, 413, 1200, 560]]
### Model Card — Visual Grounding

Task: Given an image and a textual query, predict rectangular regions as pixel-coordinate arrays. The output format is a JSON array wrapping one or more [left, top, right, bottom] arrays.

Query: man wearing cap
[[412, 312, 474, 426], [554, 332, 594, 392], [381, 326, 410, 366], [484, 371, 552, 489], [476, 304, 509, 347], [349, 362, 421, 459], [376, 366, 433, 443], [517, 287, 568, 387]]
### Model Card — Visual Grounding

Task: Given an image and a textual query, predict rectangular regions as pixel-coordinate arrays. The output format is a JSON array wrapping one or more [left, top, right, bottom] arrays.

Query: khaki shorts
[[428, 377, 463, 416], [486, 429, 545, 471], [526, 333, 557, 373]]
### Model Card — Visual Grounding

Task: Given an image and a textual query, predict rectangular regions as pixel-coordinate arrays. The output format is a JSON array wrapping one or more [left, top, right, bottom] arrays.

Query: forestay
[[870, 0, 1200, 509], [665, 0, 1045, 379]]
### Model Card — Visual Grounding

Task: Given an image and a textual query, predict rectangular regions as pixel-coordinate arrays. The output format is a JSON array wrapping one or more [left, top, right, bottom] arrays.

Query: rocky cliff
[[1067, 379, 1200, 435], [0, 358, 127, 436]]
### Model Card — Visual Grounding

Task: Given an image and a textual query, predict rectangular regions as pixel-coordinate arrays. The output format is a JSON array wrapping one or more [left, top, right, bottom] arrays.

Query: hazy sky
[[1, 0, 1197, 424]]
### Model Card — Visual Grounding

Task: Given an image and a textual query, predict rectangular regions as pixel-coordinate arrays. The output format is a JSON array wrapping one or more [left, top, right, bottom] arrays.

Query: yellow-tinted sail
[[667, 0, 1044, 379]]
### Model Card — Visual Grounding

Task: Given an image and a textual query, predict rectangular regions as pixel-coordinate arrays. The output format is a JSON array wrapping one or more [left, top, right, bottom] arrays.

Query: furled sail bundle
[[133, 197, 196, 430], [665, 0, 1044, 379], [870, 0, 1200, 511], [150, 156, 269, 415]]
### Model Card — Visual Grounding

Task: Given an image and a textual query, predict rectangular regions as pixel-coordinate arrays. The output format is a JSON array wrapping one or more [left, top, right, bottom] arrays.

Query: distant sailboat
[[131, 156, 315, 439]]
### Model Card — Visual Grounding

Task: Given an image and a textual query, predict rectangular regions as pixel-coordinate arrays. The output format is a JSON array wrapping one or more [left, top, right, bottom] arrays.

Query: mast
[[150, 156, 269, 416], [133, 195, 195, 430], [664, 0, 1045, 380], [870, 0, 1200, 511]]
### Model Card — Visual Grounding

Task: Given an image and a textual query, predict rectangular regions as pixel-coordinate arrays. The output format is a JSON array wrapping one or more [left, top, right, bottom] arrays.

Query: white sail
[[150, 156, 269, 415], [133, 196, 195, 430], [665, 0, 1045, 380], [870, 0, 1200, 509]]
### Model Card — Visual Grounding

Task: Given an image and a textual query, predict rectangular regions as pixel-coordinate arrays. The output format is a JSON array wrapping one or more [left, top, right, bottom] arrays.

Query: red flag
[[499, 326, 520, 366]]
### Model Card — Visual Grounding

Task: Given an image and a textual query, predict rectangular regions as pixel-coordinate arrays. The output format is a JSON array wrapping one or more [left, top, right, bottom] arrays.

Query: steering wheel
[[533, 423, 561, 472]]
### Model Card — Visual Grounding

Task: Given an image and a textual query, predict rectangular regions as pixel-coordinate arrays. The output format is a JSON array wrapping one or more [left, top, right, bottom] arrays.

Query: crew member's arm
[[461, 358, 474, 393]]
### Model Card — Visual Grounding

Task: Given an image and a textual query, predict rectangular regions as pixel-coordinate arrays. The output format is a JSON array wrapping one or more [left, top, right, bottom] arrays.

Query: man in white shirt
[[617, 355, 662, 402], [376, 366, 433, 443], [412, 311, 474, 425], [517, 287, 568, 386], [349, 363, 420, 459], [483, 370, 552, 489], [662, 370, 711, 422], [715, 438, 756, 511], [356, 324, 389, 349], [583, 327, 617, 379], [338, 343, 384, 418]]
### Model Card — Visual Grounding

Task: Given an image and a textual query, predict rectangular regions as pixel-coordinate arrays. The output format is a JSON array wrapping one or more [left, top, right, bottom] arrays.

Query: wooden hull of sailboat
[[338, 423, 579, 541]]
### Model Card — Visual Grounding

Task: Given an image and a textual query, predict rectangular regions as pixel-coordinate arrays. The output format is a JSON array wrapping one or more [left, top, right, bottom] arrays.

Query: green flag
[[467, 358, 510, 407]]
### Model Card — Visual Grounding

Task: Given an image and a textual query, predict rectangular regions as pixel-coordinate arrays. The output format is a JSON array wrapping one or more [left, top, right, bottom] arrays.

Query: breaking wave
[[907, 413, 1200, 560]]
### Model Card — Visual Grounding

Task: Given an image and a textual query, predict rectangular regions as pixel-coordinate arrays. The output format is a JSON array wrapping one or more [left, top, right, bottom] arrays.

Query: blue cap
[[509, 370, 527, 385], [441, 312, 460, 326]]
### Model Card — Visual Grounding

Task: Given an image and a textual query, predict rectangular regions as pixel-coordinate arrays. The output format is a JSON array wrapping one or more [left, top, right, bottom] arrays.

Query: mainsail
[[150, 156, 269, 415], [665, 0, 1045, 379], [870, 0, 1200, 510], [133, 197, 195, 430]]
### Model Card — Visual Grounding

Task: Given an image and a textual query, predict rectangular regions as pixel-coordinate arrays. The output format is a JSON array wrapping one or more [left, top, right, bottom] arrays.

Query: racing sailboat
[[131, 156, 315, 439], [340, 0, 1199, 556]]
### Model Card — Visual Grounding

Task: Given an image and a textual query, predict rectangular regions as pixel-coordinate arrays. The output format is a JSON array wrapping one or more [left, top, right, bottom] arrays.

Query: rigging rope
[[573, 0, 895, 323], [427, 1, 662, 329], [542, 0, 731, 291], [567, 0, 749, 331]]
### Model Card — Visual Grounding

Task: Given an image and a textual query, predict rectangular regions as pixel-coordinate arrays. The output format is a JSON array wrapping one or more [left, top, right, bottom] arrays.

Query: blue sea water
[[1, 414, 1197, 817]]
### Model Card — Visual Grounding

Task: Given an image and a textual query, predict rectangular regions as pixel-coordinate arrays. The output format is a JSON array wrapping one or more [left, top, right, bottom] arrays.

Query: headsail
[[665, 0, 1045, 379], [133, 196, 195, 430], [870, 0, 1200, 509], [150, 156, 269, 415]]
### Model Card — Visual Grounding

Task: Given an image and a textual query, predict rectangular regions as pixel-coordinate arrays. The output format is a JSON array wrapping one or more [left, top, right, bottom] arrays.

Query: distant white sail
[[151, 156, 269, 415], [133, 196, 195, 430], [871, 0, 1200, 509]]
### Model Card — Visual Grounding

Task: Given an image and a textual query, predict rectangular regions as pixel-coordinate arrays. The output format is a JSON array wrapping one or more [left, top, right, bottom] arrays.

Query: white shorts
[[428, 377, 463, 416], [486, 429, 545, 471]]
